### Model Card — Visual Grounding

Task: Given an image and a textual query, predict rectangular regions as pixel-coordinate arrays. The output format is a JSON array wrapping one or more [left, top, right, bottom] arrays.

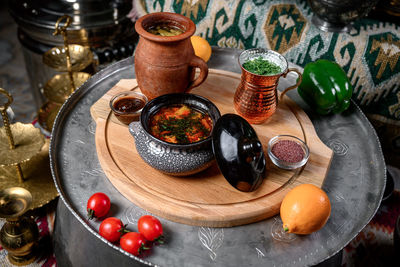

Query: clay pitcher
[[134, 12, 209, 99]]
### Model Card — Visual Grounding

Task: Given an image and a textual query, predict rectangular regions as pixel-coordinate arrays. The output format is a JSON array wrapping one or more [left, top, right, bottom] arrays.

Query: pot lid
[[9, 0, 133, 30], [212, 114, 266, 192]]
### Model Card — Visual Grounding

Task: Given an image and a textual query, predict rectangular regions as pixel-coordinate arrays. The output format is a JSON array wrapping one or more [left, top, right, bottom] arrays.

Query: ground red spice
[[271, 140, 304, 163]]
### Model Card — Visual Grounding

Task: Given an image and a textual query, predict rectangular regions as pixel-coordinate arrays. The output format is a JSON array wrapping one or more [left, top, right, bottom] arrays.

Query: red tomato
[[120, 232, 148, 256], [99, 217, 125, 242], [87, 192, 111, 220], [138, 215, 164, 242]]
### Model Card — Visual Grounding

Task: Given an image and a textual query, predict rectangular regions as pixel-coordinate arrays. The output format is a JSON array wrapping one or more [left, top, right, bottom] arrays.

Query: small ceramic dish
[[129, 93, 221, 176], [267, 135, 309, 170], [110, 91, 148, 125]]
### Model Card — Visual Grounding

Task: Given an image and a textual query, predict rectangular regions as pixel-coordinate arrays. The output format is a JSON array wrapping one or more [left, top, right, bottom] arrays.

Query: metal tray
[[50, 48, 386, 266]]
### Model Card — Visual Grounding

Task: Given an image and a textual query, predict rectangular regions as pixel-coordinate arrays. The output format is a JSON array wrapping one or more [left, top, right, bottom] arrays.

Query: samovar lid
[[9, 0, 133, 30]]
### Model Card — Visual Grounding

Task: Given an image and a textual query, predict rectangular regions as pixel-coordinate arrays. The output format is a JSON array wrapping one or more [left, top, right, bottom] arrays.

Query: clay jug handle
[[279, 68, 302, 101], [187, 56, 209, 92]]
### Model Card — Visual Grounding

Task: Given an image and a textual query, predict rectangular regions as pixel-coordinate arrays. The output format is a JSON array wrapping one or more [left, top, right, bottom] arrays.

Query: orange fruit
[[280, 184, 331, 235], [190, 36, 212, 62]]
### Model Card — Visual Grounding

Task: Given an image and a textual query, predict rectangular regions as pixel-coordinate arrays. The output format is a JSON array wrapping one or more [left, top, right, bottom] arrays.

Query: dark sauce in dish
[[113, 97, 146, 113]]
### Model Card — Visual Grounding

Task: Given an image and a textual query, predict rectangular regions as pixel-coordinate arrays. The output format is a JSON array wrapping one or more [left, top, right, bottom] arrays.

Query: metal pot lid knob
[[212, 113, 266, 192]]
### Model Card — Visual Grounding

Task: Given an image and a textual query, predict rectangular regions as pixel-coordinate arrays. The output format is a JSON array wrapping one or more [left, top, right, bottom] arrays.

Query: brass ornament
[[1, 89, 44, 182], [53, 15, 76, 90], [0, 187, 40, 265], [0, 139, 59, 210], [0, 89, 58, 208], [43, 72, 91, 104], [0, 89, 14, 148], [0, 122, 45, 167], [43, 44, 93, 72], [0, 187, 32, 219], [42, 15, 93, 105], [38, 101, 62, 133]]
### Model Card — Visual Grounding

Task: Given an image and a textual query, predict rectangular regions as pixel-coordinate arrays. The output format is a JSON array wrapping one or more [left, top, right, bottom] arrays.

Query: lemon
[[280, 184, 331, 235], [190, 36, 212, 62]]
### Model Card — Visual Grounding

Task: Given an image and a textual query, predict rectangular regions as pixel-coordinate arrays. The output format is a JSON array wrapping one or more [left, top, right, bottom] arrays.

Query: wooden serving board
[[90, 69, 333, 227]]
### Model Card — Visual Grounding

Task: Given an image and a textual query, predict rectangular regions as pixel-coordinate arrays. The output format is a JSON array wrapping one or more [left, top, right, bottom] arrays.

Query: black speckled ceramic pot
[[129, 93, 221, 176]]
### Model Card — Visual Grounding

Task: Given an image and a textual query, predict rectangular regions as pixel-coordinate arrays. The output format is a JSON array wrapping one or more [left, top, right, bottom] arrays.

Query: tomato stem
[[118, 224, 130, 235], [138, 243, 150, 256], [118, 228, 132, 235], [283, 226, 289, 232], [87, 209, 95, 220], [155, 235, 165, 244]]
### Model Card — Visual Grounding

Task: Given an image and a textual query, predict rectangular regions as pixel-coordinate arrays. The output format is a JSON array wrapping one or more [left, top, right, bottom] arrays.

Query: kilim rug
[[342, 191, 400, 266]]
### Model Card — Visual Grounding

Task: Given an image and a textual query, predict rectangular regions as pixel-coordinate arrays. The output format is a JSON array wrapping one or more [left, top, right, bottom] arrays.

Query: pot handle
[[128, 121, 141, 138], [187, 55, 209, 92]]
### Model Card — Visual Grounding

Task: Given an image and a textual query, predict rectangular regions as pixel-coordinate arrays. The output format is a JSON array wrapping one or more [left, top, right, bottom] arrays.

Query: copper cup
[[234, 48, 302, 124]]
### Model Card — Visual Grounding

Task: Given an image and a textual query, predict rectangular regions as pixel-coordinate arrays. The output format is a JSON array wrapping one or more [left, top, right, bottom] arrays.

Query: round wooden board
[[90, 69, 333, 227]]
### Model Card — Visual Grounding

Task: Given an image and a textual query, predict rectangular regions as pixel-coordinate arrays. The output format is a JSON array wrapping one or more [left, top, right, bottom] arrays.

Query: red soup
[[149, 104, 213, 144]]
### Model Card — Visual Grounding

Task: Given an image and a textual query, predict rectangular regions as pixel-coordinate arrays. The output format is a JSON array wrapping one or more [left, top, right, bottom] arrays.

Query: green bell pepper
[[298, 59, 353, 115]]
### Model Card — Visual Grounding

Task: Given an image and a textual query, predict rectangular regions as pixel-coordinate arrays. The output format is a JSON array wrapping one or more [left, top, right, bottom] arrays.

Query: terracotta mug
[[234, 48, 302, 124], [134, 12, 209, 100]]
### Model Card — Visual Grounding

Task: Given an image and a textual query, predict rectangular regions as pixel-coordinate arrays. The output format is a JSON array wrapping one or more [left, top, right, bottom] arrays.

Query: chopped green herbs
[[242, 57, 282, 76], [157, 115, 209, 143], [149, 105, 212, 144]]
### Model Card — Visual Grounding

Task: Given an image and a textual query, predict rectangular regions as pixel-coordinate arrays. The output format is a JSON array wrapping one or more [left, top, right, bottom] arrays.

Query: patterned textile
[[135, 0, 400, 167], [343, 190, 400, 267]]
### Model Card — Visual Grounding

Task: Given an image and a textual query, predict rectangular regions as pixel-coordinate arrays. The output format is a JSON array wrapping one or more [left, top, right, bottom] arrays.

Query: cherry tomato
[[87, 192, 111, 220], [99, 217, 125, 242], [138, 215, 164, 242], [120, 232, 148, 256]]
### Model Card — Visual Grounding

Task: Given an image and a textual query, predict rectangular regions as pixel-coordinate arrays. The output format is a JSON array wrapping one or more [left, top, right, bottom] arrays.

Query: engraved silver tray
[[50, 48, 386, 266]]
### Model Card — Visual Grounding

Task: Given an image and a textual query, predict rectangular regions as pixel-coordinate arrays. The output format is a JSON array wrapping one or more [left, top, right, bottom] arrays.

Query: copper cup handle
[[279, 68, 303, 101], [187, 56, 209, 92]]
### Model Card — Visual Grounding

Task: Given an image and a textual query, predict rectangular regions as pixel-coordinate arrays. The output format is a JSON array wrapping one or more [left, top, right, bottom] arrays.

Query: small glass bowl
[[267, 135, 309, 170], [110, 91, 148, 125]]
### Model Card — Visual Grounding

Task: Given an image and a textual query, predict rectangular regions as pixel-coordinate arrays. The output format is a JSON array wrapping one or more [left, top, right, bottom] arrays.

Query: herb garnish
[[242, 57, 281, 76], [151, 105, 212, 144]]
